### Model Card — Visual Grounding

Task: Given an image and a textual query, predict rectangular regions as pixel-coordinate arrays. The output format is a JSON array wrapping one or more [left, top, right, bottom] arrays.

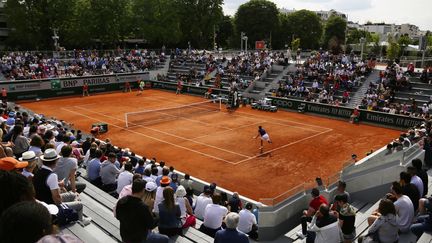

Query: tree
[[174, 0, 224, 49], [397, 34, 412, 57], [323, 15, 347, 54], [234, 0, 279, 49], [216, 15, 234, 49], [387, 42, 401, 60], [285, 10, 322, 49], [291, 38, 300, 51]]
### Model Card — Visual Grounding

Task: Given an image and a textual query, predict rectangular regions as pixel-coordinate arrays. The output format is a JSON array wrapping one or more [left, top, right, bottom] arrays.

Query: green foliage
[[347, 28, 375, 44], [398, 35, 412, 47], [234, 0, 279, 48], [284, 10, 322, 49], [387, 41, 401, 60], [216, 16, 234, 49], [323, 15, 347, 53], [291, 38, 300, 51]]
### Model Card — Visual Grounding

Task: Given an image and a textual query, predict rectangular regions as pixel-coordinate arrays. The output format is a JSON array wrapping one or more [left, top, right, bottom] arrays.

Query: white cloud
[[223, 0, 432, 31]]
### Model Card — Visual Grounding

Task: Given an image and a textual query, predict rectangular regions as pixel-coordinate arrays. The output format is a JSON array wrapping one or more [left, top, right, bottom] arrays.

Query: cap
[[160, 176, 171, 185], [145, 181, 157, 192], [0, 157, 28, 171]]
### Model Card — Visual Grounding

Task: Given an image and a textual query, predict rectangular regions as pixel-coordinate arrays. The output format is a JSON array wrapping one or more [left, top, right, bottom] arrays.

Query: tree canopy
[[284, 10, 323, 49]]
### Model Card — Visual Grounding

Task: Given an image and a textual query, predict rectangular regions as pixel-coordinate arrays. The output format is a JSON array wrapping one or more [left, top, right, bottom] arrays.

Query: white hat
[[145, 181, 157, 192], [175, 185, 186, 197], [20, 151, 37, 161], [46, 124, 55, 130], [40, 149, 60, 162], [37, 200, 59, 215], [71, 141, 79, 147]]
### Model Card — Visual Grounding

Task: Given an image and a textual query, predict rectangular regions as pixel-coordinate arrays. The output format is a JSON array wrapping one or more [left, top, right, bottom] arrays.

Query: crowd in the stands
[[295, 119, 432, 243], [0, 101, 258, 243], [0, 49, 165, 81], [275, 51, 373, 106], [359, 63, 432, 118]]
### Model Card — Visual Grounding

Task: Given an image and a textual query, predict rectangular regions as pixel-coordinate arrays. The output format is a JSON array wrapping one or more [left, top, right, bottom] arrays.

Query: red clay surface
[[20, 89, 401, 204]]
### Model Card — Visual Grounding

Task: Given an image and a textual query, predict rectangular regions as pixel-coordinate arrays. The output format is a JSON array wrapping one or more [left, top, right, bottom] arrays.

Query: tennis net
[[125, 99, 222, 128]]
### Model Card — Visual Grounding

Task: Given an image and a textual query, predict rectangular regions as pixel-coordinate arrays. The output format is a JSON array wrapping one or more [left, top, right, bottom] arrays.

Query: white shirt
[[116, 171, 134, 194], [42, 165, 59, 190], [194, 194, 213, 220], [153, 186, 165, 213], [237, 209, 257, 233], [56, 142, 66, 155], [203, 204, 228, 229], [394, 195, 414, 233]]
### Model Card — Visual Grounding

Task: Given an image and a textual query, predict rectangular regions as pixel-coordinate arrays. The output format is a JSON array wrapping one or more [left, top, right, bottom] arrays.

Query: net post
[[219, 97, 222, 111]]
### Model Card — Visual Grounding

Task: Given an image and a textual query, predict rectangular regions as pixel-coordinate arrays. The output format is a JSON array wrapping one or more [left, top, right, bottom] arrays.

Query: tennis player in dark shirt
[[254, 126, 272, 153]]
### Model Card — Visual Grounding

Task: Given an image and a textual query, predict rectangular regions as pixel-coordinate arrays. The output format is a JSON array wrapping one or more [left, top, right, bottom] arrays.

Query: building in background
[[280, 8, 347, 21]]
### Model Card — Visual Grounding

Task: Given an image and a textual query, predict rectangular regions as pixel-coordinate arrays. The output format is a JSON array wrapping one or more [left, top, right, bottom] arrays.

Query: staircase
[[243, 65, 294, 100], [348, 70, 379, 108]]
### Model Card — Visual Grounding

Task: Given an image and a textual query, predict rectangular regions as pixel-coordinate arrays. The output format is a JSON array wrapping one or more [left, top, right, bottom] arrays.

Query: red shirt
[[1, 89, 6, 97], [125, 82, 130, 88], [83, 84, 88, 91], [309, 195, 328, 211]]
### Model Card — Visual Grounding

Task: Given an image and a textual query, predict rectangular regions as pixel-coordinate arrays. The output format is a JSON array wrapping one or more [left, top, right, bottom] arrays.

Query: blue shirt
[[214, 228, 249, 243], [258, 128, 266, 136], [88, 158, 101, 181]]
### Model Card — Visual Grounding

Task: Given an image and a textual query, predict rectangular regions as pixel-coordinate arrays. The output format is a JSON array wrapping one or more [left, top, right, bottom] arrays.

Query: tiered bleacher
[[0, 49, 166, 81]]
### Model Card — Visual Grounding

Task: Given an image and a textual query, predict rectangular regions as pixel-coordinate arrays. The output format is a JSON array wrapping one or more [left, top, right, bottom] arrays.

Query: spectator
[[238, 202, 258, 240], [298, 188, 328, 238], [28, 135, 44, 158], [199, 193, 229, 237], [158, 187, 182, 237], [0, 201, 53, 243], [10, 125, 30, 158], [399, 171, 420, 212], [381, 182, 414, 233], [334, 194, 356, 243], [54, 145, 86, 193], [36, 234, 83, 243], [0, 169, 34, 215], [156, 166, 169, 186], [134, 159, 145, 175], [116, 162, 133, 195], [228, 192, 242, 213], [214, 212, 249, 243], [115, 179, 169, 243], [180, 173, 193, 190], [175, 185, 194, 227], [143, 169, 155, 182], [407, 166, 424, 198], [331, 181, 350, 212], [411, 159, 428, 197], [20, 151, 38, 180], [117, 174, 142, 200], [100, 152, 120, 192], [170, 173, 179, 191], [87, 149, 102, 186], [411, 202, 432, 240], [305, 205, 341, 243], [361, 199, 398, 243], [33, 149, 91, 225], [154, 176, 172, 214], [194, 185, 213, 220], [142, 181, 157, 213]]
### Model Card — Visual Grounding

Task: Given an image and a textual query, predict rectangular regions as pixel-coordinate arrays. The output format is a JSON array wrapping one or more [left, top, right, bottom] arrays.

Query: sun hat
[[40, 148, 60, 162], [20, 151, 37, 161], [160, 176, 171, 185], [175, 185, 186, 197], [71, 141, 79, 147], [0, 157, 28, 171], [145, 181, 157, 192]]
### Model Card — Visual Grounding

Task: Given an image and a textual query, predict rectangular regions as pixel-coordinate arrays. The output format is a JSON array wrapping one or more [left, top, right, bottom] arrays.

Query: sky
[[223, 0, 432, 31]]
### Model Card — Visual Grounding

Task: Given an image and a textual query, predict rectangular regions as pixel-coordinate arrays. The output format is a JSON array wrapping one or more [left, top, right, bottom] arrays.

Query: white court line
[[232, 129, 333, 165], [61, 107, 237, 164], [191, 121, 263, 140], [146, 95, 329, 133], [74, 106, 253, 159]]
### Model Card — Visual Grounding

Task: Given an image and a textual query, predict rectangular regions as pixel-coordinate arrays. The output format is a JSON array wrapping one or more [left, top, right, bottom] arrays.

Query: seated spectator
[[169, 173, 179, 191], [175, 185, 194, 227], [0, 169, 34, 215], [87, 149, 103, 186], [331, 181, 350, 212], [10, 125, 30, 158], [411, 201, 432, 240], [361, 199, 398, 243], [199, 193, 229, 237], [0, 201, 53, 243], [134, 159, 145, 175], [143, 169, 155, 182], [100, 152, 120, 192], [334, 194, 356, 243], [180, 173, 193, 190], [115, 179, 168, 243], [142, 181, 157, 213], [238, 202, 258, 240], [399, 171, 419, 212], [20, 151, 38, 180], [154, 176, 172, 214], [214, 212, 249, 243], [194, 185, 213, 220], [156, 166, 169, 186], [158, 187, 182, 237], [33, 149, 91, 225], [412, 159, 428, 197], [228, 192, 242, 213], [407, 166, 424, 197], [116, 162, 133, 195], [298, 188, 328, 238], [306, 205, 341, 243], [54, 145, 86, 193]]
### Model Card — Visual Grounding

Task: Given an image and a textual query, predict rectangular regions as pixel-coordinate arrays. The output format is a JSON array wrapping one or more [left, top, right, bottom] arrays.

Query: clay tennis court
[[19, 89, 401, 204]]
